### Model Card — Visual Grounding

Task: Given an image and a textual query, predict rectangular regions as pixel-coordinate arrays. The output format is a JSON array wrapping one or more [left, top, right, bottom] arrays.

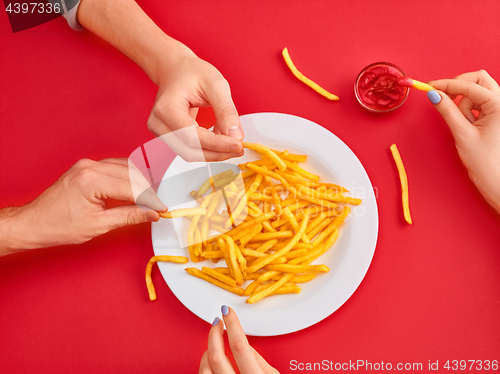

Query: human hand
[[0, 158, 166, 254], [147, 46, 245, 162], [199, 305, 279, 374], [427, 70, 500, 214]]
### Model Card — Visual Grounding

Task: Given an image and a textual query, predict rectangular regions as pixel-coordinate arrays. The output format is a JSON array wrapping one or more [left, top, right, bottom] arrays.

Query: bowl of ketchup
[[355, 62, 409, 113]]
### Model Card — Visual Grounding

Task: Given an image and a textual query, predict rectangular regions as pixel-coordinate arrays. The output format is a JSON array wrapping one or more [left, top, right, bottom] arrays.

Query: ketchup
[[355, 63, 408, 112]]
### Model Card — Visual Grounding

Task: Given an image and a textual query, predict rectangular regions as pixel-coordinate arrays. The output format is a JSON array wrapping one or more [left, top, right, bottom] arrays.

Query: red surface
[[1, 1, 500, 372]]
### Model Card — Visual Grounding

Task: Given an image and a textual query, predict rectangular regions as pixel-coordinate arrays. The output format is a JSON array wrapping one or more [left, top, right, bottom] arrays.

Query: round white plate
[[151, 112, 378, 336]]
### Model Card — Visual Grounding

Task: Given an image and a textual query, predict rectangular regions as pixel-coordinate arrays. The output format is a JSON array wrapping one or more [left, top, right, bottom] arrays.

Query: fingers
[[221, 306, 262, 374], [206, 317, 236, 374], [251, 347, 280, 374], [428, 77, 500, 116], [454, 70, 500, 95], [457, 96, 478, 123], [149, 100, 243, 154], [203, 78, 245, 142], [427, 90, 478, 144], [100, 204, 160, 231], [74, 159, 167, 211], [199, 351, 215, 374]]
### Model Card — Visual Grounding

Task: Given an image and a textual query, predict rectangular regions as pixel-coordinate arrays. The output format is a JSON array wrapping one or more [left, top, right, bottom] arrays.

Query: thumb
[[427, 89, 477, 144], [100, 205, 160, 231], [206, 78, 244, 141]]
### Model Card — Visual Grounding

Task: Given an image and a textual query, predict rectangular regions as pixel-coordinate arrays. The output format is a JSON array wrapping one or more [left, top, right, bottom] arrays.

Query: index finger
[[206, 318, 235, 373], [221, 306, 262, 374], [427, 79, 500, 116]]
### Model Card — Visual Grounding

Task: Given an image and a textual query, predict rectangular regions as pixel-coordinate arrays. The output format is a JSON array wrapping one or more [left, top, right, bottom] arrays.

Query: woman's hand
[[199, 305, 279, 374], [427, 70, 500, 214], [0, 158, 166, 255]]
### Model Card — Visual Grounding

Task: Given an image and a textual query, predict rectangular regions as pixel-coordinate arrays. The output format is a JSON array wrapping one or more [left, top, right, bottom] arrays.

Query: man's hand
[[0, 158, 166, 256]]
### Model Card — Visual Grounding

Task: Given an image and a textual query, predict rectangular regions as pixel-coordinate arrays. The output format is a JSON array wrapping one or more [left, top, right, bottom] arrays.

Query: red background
[[1, 1, 499, 372]]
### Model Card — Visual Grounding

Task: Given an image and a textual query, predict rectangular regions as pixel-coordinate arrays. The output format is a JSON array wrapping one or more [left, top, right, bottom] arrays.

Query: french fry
[[146, 256, 188, 301], [264, 264, 330, 273], [159, 208, 206, 219], [390, 144, 412, 224], [282, 47, 339, 101]]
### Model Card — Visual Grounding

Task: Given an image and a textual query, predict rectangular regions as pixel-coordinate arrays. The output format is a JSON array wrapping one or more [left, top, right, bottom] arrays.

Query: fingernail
[[212, 317, 220, 326], [427, 90, 441, 105], [221, 305, 229, 316], [228, 126, 244, 140]]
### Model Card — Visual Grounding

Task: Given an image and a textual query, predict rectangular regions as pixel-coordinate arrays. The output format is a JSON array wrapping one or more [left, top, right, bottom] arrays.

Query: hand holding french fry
[[428, 70, 500, 214]]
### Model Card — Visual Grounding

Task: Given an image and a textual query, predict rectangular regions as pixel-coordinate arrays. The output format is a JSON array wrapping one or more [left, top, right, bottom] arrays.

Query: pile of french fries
[[149, 142, 362, 304]]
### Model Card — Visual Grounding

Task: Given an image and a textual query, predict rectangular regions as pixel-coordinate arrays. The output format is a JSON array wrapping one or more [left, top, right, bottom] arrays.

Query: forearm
[[0, 206, 36, 256], [77, 0, 194, 85]]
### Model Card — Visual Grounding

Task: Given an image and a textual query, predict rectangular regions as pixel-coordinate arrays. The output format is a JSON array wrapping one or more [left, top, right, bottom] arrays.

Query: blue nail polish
[[427, 90, 441, 104], [212, 317, 220, 326], [221, 305, 229, 316]]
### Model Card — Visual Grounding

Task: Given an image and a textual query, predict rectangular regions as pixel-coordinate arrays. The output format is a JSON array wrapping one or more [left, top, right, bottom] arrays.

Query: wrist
[[147, 37, 196, 86], [0, 206, 31, 256]]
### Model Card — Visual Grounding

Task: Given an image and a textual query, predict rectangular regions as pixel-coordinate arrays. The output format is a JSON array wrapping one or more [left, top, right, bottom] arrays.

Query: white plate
[[151, 112, 378, 336]]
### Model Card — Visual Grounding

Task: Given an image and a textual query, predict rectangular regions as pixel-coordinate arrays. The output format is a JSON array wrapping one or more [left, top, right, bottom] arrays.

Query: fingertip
[[146, 211, 160, 223], [221, 305, 229, 316], [212, 317, 220, 327]]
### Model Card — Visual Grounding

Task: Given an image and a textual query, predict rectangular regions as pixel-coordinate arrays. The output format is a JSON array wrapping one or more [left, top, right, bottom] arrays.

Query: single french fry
[[244, 279, 262, 296], [242, 142, 287, 172], [250, 231, 294, 242], [390, 144, 412, 224], [213, 267, 231, 274], [224, 235, 243, 285], [270, 286, 302, 295], [241, 247, 269, 258], [160, 208, 207, 219], [283, 249, 308, 259], [145, 256, 188, 301], [282, 206, 310, 243], [264, 264, 330, 273], [200, 250, 224, 259], [282, 47, 339, 101], [194, 227, 202, 256], [202, 266, 237, 287], [272, 274, 316, 283], [185, 268, 244, 296], [254, 239, 279, 253]]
